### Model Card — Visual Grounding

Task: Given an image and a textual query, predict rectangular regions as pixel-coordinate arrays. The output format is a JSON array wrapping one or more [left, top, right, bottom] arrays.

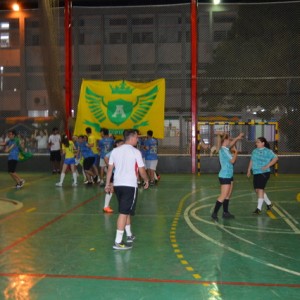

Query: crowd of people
[[0, 126, 278, 250]]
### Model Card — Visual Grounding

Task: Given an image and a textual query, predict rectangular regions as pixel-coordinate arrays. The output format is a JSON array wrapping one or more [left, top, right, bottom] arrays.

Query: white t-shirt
[[36, 135, 48, 150], [48, 134, 61, 151], [109, 144, 144, 187]]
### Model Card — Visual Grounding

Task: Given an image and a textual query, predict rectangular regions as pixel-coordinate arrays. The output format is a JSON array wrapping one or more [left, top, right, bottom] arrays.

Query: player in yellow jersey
[[86, 127, 100, 183], [56, 135, 77, 187]]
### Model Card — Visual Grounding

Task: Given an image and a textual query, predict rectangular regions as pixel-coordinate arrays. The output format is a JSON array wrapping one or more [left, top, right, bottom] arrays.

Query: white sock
[[257, 198, 264, 210], [104, 193, 112, 208], [59, 173, 65, 184], [72, 172, 77, 184], [125, 225, 132, 237], [264, 193, 271, 205], [115, 230, 124, 244]]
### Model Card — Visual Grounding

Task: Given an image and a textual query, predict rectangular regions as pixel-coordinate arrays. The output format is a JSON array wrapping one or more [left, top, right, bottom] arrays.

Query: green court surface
[[0, 173, 300, 299]]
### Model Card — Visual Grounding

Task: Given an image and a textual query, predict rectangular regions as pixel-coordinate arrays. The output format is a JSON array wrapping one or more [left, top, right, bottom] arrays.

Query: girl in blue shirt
[[247, 137, 278, 214], [211, 132, 244, 221]]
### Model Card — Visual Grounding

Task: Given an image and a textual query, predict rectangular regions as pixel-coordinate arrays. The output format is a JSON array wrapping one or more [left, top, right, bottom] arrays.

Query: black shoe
[[253, 208, 261, 215], [222, 212, 235, 219], [266, 203, 273, 211], [211, 213, 218, 221]]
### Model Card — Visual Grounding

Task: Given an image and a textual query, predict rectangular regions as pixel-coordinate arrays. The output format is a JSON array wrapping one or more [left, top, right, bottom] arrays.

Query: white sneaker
[[55, 182, 62, 187], [72, 182, 77, 187]]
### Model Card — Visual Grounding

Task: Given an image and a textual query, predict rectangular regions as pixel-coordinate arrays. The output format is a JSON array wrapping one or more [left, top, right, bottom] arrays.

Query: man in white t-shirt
[[48, 127, 61, 173], [105, 129, 149, 250]]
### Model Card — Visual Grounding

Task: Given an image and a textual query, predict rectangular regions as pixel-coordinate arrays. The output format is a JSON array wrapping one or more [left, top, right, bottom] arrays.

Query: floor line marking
[[0, 272, 300, 288], [273, 206, 300, 234], [0, 193, 102, 255], [274, 202, 299, 225], [185, 207, 300, 276]]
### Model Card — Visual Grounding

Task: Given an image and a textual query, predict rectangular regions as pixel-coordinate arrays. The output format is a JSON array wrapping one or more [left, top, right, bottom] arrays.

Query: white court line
[[273, 206, 300, 234], [274, 202, 299, 225], [184, 207, 300, 276]]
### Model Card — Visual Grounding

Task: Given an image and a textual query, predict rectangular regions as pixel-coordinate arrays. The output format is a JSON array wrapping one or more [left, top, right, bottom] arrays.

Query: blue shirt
[[137, 137, 146, 158], [98, 137, 114, 159], [78, 141, 94, 159], [218, 146, 233, 178], [250, 147, 277, 175], [7, 139, 20, 161], [144, 138, 158, 160]]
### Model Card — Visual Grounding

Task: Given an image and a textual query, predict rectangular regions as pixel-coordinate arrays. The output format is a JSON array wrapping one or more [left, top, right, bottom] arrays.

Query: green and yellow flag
[[74, 79, 165, 139]]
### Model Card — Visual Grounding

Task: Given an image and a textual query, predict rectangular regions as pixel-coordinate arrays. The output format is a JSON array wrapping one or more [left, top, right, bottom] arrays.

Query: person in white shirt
[[34, 129, 48, 153], [48, 127, 61, 173], [105, 129, 149, 250]]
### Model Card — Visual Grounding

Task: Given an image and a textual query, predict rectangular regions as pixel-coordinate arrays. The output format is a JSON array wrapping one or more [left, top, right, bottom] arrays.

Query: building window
[[108, 32, 127, 44], [0, 32, 9, 47], [132, 32, 153, 43]]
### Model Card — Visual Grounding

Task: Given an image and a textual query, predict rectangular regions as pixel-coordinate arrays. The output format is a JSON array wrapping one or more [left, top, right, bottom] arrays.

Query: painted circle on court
[[0, 198, 23, 215]]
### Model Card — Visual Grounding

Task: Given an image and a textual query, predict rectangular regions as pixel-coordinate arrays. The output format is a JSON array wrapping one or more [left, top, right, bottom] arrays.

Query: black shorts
[[253, 172, 270, 189], [83, 156, 95, 171], [219, 177, 233, 185], [8, 159, 18, 173], [114, 186, 138, 216], [50, 150, 61, 162]]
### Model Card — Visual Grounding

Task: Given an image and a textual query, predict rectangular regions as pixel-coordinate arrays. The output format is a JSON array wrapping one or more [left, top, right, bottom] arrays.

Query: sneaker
[[253, 208, 261, 215], [56, 182, 62, 187], [211, 213, 218, 221], [266, 203, 273, 210], [127, 235, 136, 243], [149, 180, 155, 186], [113, 241, 132, 250], [72, 182, 78, 187], [99, 180, 105, 187], [93, 175, 98, 183], [15, 183, 21, 189], [222, 212, 235, 219], [103, 206, 114, 213], [19, 179, 25, 187]]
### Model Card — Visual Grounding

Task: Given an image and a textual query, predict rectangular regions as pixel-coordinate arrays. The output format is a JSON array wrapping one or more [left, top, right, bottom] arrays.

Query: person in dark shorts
[[211, 132, 244, 221], [48, 127, 61, 173], [105, 129, 149, 250], [0, 130, 25, 189], [247, 137, 278, 215]]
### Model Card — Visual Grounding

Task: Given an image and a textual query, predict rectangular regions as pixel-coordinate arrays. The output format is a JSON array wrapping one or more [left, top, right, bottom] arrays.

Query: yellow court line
[[26, 207, 37, 213]]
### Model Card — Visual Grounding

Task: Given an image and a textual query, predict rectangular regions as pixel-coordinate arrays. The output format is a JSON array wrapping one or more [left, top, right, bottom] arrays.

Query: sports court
[[0, 173, 300, 299]]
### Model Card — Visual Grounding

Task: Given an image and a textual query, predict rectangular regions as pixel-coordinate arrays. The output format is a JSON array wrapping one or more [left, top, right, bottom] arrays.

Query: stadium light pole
[[191, 0, 198, 174], [65, 0, 72, 138]]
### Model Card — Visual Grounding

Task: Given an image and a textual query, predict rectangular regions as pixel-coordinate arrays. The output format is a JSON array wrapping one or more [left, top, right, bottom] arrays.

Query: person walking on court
[[144, 130, 158, 185], [55, 135, 77, 187], [102, 139, 124, 213], [211, 132, 244, 221], [105, 129, 149, 250], [0, 130, 25, 189], [86, 127, 100, 183], [98, 128, 114, 186], [247, 137, 278, 215]]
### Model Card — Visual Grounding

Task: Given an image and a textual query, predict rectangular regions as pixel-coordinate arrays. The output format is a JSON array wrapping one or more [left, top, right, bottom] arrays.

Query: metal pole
[[65, 0, 72, 137], [191, 0, 198, 173]]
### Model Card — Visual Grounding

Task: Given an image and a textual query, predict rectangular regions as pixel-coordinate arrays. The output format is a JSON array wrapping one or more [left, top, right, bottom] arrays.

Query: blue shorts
[[219, 177, 233, 185], [64, 157, 75, 165]]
